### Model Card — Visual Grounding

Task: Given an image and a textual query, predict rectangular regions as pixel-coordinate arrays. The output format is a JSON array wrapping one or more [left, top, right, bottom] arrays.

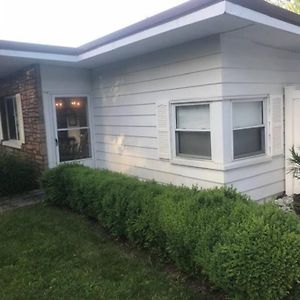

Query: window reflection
[[56, 97, 88, 129], [55, 97, 91, 162], [58, 129, 90, 162]]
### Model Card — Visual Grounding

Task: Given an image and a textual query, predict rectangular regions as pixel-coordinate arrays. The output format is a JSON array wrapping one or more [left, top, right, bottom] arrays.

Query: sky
[[0, 0, 187, 47]]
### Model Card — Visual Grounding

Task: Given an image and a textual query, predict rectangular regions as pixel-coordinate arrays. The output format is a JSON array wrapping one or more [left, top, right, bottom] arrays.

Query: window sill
[[223, 155, 273, 171], [59, 157, 93, 164], [171, 157, 224, 170], [171, 155, 274, 171], [1, 140, 23, 149]]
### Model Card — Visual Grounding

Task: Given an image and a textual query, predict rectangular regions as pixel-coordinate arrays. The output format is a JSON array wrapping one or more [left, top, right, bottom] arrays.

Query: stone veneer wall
[[0, 64, 48, 171]]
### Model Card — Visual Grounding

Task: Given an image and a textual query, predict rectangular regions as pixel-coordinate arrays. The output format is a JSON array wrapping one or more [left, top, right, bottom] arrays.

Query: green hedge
[[0, 152, 38, 197], [42, 164, 300, 299]]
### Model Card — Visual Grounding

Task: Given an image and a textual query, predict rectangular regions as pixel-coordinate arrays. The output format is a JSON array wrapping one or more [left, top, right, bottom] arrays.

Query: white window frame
[[171, 101, 212, 161], [231, 98, 268, 161], [0, 94, 24, 149]]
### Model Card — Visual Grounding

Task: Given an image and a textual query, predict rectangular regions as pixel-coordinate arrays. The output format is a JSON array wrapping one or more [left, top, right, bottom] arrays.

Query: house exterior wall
[[91, 36, 226, 189], [38, 33, 300, 201], [0, 64, 47, 171], [40, 64, 93, 168], [220, 33, 300, 200]]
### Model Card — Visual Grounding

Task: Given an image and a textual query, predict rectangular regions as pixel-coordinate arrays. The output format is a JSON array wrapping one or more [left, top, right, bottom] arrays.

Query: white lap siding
[[92, 36, 225, 189], [221, 33, 300, 200]]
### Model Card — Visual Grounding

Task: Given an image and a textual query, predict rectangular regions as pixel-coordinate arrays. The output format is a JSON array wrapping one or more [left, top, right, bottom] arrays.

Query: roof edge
[[0, 40, 78, 55], [78, 0, 223, 53], [0, 0, 299, 57], [228, 0, 300, 27]]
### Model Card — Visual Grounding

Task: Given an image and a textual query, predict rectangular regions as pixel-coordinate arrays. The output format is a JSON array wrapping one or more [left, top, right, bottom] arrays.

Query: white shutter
[[269, 95, 284, 156], [157, 102, 170, 160], [15, 93, 25, 144]]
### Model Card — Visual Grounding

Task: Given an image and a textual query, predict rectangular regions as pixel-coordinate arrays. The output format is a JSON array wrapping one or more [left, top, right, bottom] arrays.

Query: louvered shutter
[[15, 94, 25, 144], [269, 95, 284, 156], [157, 102, 170, 159]]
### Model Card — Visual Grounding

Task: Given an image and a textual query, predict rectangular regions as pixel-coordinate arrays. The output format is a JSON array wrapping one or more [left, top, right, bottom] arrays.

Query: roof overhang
[[1, 0, 300, 78]]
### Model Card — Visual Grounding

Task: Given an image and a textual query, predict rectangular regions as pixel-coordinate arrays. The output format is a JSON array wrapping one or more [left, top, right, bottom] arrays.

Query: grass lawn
[[0, 205, 218, 300]]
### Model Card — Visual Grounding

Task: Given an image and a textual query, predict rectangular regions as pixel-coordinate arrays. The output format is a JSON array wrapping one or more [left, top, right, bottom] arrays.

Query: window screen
[[175, 104, 211, 159], [233, 101, 265, 159]]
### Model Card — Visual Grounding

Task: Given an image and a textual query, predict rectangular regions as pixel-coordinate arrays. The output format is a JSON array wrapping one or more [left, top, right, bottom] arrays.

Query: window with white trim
[[174, 103, 211, 159], [0, 94, 24, 148], [55, 97, 91, 162], [232, 100, 266, 159]]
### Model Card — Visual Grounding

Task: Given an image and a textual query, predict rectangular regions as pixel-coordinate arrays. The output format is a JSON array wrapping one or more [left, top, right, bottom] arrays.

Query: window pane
[[6, 98, 17, 140], [176, 105, 210, 130], [233, 101, 263, 128], [56, 97, 88, 129], [0, 100, 8, 140], [177, 131, 211, 158], [58, 129, 91, 162], [234, 127, 265, 159]]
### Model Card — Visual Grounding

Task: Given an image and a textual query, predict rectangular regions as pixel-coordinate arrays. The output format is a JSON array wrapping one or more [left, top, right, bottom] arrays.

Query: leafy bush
[[0, 152, 38, 196], [42, 164, 300, 299]]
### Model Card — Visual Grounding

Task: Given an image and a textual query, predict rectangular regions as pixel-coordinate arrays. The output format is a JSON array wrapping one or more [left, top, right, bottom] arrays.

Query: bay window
[[232, 100, 266, 159]]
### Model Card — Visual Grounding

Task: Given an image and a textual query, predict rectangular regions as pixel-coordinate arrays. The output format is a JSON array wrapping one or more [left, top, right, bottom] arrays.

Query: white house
[[1, 0, 300, 201]]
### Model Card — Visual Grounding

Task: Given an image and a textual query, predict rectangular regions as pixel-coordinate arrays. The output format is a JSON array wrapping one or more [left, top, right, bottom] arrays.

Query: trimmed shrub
[[0, 152, 38, 196], [42, 164, 300, 299]]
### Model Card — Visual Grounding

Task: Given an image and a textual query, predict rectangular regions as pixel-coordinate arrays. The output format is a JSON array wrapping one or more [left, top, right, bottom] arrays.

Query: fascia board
[[0, 49, 78, 62], [225, 1, 300, 36], [78, 1, 226, 61]]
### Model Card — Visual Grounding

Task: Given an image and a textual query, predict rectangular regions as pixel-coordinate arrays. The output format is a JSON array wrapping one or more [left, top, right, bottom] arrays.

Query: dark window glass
[[233, 127, 265, 159], [0, 100, 8, 140], [58, 129, 91, 162], [0, 97, 18, 140], [6, 99, 17, 140], [56, 97, 88, 129], [177, 131, 211, 158]]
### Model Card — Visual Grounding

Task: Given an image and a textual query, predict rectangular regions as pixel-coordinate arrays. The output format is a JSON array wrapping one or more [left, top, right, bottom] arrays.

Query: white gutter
[[0, 49, 78, 62]]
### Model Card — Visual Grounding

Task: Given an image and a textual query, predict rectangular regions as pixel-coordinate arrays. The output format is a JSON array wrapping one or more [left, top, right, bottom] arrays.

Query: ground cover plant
[[42, 164, 300, 300], [0, 205, 206, 300]]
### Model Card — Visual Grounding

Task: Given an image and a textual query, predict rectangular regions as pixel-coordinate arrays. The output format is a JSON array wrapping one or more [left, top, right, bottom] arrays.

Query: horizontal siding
[[225, 157, 285, 200], [92, 36, 223, 189], [221, 34, 300, 97], [93, 103, 156, 116], [95, 134, 157, 149], [94, 125, 157, 137], [244, 181, 285, 202], [97, 54, 221, 89], [95, 152, 224, 182], [94, 36, 221, 77], [97, 159, 222, 189], [93, 84, 223, 105], [96, 157, 223, 188], [221, 33, 300, 199], [94, 69, 222, 98], [94, 115, 156, 127], [225, 156, 284, 183]]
